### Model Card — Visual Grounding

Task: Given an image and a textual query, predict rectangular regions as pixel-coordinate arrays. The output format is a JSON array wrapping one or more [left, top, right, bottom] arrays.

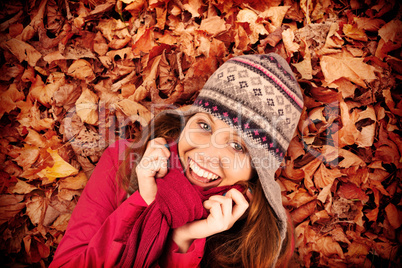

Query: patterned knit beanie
[[185, 53, 304, 262]]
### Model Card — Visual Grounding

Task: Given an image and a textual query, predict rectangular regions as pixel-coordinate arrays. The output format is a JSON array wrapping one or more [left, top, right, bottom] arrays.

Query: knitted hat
[[185, 53, 304, 262]]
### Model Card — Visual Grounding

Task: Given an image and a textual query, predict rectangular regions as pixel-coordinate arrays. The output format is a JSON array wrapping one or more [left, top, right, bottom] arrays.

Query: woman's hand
[[136, 137, 170, 205], [171, 188, 250, 252]]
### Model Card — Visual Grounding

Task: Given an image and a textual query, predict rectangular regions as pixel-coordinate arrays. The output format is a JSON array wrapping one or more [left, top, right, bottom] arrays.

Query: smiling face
[[178, 113, 254, 190]]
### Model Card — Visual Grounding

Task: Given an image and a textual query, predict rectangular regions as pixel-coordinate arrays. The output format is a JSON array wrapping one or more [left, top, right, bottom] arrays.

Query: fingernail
[[223, 192, 226, 196], [248, 187, 252, 193], [164, 144, 169, 149]]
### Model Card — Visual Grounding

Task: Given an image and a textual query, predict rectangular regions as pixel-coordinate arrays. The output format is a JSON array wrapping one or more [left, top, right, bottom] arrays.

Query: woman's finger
[[155, 157, 169, 178], [223, 189, 249, 220], [208, 195, 233, 217], [146, 138, 170, 158]]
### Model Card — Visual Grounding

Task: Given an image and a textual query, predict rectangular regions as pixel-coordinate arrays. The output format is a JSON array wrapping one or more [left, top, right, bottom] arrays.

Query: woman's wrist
[[171, 224, 195, 253]]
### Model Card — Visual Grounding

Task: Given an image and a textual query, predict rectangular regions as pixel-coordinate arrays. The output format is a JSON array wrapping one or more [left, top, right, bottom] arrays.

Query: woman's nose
[[198, 132, 230, 165]]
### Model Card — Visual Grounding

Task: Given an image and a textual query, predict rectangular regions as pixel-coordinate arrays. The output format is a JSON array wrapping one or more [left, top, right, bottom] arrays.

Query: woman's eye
[[230, 142, 244, 152], [199, 122, 211, 131]]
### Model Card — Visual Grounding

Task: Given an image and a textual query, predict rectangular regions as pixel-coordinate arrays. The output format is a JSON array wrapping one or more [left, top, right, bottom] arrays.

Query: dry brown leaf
[[133, 27, 156, 56], [316, 183, 332, 203], [314, 163, 343, 189], [292, 38, 312, 79], [0, 83, 25, 118], [12, 144, 40, 169], [2, 38, 42, 67], [282, 28, 299, 57], [0, 0, 401, 266], [314, 236, 345, 259], [67, 59, 96, 82], [319, 22, 343, 55], [58, 172, 88, 191], [26, 195, 47, 226], [75, 87, 99, 125], [320, 52, 377, 88], [355, 17, 385, 32], [259, 6, 290, 33], [37, 148, 79, 182], [378, 19, 402, 44], [183, 0, 203, 18], [16, 0, 47, 41], [199, 16, 227, 36], [0, 194, 25, 225], [93, 31, 109, 56], [51, 213, 71, 232], [337, 182, 369, 203], [237, 9, 268, 44], [355, 106, 376, 147], [291, 200, 317, 224], [384, 203, 402, 230], [343, 24, 368, 42]]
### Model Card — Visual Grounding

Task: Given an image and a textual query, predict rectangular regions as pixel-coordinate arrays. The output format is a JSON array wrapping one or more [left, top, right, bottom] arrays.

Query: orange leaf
[[132, 28, 155, 55], [385, 203, 402, 229], [291, 200, 317, 224], [37, 148, 79, 182], [314, 236, 344, 259], [0, 194, 25, 225], [26, 195, 47, 226], [67, 59, 95, 82], [199, 16, 227, 36], [2, 38, 42, 67], [337, 182, 369, 203], [343, 24, 368, 41], [320, 51, 377, 88], [285, 188, 316, 208], [314, 163, 343, 189], [345, 241, 370, 257]]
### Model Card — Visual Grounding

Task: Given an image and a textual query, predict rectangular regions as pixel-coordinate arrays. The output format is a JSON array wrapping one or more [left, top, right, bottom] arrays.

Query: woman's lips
[[186, 157, 222, 188]]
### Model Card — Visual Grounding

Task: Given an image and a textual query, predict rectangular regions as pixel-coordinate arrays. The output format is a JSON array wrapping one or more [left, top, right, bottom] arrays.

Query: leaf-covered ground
[[0, 0, 401, 267]]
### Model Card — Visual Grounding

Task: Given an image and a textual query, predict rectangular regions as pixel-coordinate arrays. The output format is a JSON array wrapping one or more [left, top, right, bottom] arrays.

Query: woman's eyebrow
[[204, 113, 215, 123], [205, 113, 244, 139]]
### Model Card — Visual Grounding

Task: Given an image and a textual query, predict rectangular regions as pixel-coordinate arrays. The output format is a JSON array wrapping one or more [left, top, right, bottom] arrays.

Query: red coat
[[50, 140, 205, 267]]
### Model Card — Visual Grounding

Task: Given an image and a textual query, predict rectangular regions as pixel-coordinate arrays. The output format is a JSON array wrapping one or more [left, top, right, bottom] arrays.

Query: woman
[[50, 53, 303, 267]]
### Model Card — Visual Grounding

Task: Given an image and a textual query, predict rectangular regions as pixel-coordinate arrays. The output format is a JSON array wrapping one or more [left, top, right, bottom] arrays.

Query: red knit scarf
[[119, 144, 244, 267]]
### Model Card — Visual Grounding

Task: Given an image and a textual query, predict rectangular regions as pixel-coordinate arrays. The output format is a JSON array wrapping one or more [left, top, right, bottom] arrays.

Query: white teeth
[[189, 159, 219, 181]]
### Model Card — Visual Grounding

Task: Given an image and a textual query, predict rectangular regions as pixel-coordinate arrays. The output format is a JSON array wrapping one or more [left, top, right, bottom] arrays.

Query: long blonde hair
[[117, 111, 293, 267]]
